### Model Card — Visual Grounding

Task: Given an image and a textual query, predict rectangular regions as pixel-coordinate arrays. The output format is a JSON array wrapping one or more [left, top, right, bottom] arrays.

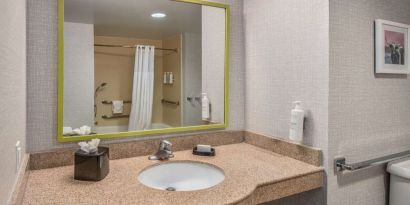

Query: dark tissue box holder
[[74, 146, 109, 181]]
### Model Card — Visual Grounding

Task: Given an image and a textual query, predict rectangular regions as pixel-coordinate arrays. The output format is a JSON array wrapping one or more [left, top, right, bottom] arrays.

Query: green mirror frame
[[57, 0, 230, 142]]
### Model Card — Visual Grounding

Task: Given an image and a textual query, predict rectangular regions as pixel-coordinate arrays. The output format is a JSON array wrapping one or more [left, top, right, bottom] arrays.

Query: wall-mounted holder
[[163, 72, 174, 85], [187, 96, 201, 102]]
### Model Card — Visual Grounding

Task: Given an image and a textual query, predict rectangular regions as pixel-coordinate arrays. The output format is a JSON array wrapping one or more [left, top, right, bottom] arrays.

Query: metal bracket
[[334, 157, 346, 173]]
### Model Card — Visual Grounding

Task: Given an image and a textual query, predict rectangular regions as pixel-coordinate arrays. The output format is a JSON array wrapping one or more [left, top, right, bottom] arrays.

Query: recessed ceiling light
[[151, 13, 166, 18]]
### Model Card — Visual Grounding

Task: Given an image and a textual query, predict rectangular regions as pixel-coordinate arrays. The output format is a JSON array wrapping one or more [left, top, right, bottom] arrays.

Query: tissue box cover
[[74, 147, 109, 181]]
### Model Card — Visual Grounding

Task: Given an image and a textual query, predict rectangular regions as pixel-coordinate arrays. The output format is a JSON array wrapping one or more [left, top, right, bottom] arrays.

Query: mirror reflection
[[63, 0, 226, 135]]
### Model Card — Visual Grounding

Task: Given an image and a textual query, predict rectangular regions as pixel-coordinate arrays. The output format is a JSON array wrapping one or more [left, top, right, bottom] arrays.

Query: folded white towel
[[112, 100, 123, 114], [63, 127, 73, 135]]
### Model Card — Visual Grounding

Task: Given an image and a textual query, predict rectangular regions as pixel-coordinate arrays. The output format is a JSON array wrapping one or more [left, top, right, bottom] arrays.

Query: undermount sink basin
[[138, 161, 225, 191]]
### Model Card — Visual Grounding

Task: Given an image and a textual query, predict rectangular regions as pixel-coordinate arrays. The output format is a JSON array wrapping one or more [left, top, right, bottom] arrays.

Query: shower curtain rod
[[94, 44, 177, 52]]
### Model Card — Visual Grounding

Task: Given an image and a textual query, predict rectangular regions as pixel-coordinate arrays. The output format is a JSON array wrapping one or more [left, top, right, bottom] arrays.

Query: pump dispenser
[[289, 101, 305, 143], [201, 93, 210, 120]]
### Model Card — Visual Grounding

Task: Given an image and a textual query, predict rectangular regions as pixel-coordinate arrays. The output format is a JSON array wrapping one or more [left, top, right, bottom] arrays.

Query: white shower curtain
[[128, 45, 155, 131]]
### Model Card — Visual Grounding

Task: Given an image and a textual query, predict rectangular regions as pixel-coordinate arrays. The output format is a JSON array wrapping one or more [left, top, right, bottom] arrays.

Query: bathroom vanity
[[18, 132, 323, 205]]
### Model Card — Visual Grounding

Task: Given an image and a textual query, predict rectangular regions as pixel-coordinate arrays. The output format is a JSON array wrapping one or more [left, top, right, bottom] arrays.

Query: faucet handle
[[159, 140, 172, 150]]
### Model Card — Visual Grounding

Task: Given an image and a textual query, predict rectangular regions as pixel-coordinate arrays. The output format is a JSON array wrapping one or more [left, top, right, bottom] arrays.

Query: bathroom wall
[[63, 22, 94, 130], [26, 0, 245, 152], [162, 34, 182, 127], [328, 0, 410, 204], [182, 33, 203, 126], [243, 0, 329, 204], [94, 36, 163, 128], [0, 0, 26, 204], [202, 6, 226, 124]]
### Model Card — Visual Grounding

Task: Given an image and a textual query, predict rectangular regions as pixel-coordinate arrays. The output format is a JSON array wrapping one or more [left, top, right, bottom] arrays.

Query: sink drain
[[166, 187, 176, 191]]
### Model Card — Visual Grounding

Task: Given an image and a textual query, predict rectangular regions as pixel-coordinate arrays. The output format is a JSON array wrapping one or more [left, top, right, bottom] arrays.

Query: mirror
[[57, 0, 229, 142]]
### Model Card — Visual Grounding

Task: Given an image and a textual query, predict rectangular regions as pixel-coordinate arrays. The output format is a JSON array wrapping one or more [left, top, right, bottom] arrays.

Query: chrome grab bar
[[102, 114, 130, 119], [335, 150, 410, 173], [161, 99, 180, 105]]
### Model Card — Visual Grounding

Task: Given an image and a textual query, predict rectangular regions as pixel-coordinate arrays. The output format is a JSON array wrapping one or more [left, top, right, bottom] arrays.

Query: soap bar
[[196, 144, 212, 153], [192, 147, 215, 156]]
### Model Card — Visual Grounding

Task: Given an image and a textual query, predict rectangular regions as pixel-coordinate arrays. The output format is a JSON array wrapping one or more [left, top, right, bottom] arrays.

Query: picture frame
[[375, 19, 409, 74]]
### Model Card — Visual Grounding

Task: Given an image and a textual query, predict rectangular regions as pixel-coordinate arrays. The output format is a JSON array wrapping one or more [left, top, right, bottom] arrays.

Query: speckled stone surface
[[22, 143, 323, 205], [244, 131, 322, 166], [29, 131, 244, 170]]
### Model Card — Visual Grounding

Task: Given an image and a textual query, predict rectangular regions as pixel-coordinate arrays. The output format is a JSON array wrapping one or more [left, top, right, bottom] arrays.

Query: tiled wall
[[63, 22, 94, 130], [243, 1, 329, 204], [182, 33, 202, 126], [328, 0, 410, 204], [202, 6, 226, 124], [0, 0, 26, 204], [26, 0, 245, 152]]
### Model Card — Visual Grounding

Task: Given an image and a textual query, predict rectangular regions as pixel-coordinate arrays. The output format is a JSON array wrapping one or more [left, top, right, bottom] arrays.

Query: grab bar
[[102, 100, 131, 104], [335, 150, 410, 173], [161, 99, 180, 106], [102, 114, 129, 119]]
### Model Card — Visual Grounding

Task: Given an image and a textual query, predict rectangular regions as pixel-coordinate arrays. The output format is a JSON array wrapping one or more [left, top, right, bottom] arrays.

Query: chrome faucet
[[148, 140, 174, 160]]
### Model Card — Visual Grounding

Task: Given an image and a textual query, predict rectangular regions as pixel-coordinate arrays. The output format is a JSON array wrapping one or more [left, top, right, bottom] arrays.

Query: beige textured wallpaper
[[0, 0, 26, 204], [328, 1, 410, 205], [243, 0, 329, 204]]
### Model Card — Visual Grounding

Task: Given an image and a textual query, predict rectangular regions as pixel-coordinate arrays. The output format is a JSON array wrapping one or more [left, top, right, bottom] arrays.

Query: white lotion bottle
[[289, 101, 305, 143], [201, 93, 210, 120], [169, 72, 174, 84], [163, 72, 167, 84]]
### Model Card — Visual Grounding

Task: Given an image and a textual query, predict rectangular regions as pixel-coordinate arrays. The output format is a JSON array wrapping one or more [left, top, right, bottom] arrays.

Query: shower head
[[101, 82, 107, 87]]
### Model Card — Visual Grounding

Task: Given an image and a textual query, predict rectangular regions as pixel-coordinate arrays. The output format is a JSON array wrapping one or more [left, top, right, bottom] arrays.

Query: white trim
[[8, 154, 29, 205]]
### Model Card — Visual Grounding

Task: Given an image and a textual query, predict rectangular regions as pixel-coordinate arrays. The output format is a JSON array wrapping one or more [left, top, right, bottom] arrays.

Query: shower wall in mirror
[[58, 0, 229, 142]]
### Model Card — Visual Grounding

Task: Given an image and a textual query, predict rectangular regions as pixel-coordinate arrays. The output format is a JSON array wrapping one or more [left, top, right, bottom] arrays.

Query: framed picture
[[375, 19, 409, 74]]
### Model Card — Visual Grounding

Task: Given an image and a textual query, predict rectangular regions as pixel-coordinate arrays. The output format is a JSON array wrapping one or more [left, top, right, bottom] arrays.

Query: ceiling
[[64, 0, 202, 39]]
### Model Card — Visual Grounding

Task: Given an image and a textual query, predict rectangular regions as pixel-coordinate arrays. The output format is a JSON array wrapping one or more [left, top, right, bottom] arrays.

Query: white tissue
[[78, 138, 100, 153], [73, 125, 91, 136]]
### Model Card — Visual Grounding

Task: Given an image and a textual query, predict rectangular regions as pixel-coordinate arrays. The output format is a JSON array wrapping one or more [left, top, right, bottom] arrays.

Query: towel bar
[[335, 150, 410, 173], [102, 100, 131, 104]]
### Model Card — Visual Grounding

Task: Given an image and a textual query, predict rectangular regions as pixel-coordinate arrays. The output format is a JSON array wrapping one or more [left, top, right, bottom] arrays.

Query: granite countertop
[[21, 143, 323, 205]]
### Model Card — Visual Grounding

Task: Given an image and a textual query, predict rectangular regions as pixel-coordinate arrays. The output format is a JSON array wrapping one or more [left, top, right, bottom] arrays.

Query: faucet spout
[[148, 140, 174, 160]]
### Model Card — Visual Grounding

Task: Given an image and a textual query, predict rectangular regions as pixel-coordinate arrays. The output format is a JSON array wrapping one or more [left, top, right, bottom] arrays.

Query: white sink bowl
[[138, 161, 225, 191]]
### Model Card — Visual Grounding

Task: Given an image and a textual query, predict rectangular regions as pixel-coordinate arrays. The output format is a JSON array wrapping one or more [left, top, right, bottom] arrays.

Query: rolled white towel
[[73, 128, 82, 135], [80, 125, 91, 135], [73, 125, 92, 135]]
